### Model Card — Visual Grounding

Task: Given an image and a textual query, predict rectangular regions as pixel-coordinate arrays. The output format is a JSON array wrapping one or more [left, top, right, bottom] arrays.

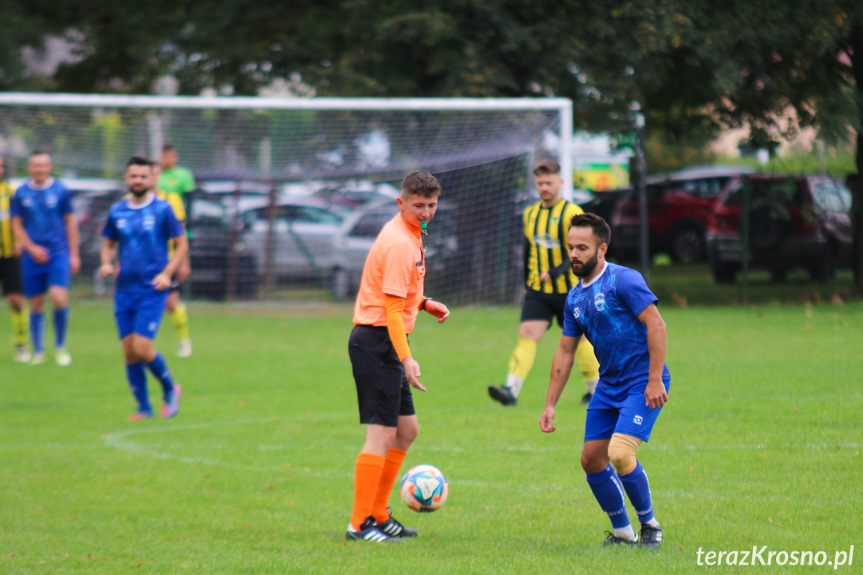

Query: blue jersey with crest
[[102, 195, 184, 294], [10, 179, 73, 256], [562, 262, 670, 388]]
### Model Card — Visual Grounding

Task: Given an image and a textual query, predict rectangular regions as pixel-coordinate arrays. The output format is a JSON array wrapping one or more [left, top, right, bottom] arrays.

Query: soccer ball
[[400, 464, 448, 513]]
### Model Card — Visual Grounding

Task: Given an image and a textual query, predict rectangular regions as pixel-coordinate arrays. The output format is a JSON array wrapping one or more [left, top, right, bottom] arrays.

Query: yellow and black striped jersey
[[0, 180, 16, 258], [523, 198, 584, 294]]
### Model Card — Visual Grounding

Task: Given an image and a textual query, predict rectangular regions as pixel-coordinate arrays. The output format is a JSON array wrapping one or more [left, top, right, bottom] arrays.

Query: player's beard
[[571, 251, 599, 278], [129, 185, 148, 198]]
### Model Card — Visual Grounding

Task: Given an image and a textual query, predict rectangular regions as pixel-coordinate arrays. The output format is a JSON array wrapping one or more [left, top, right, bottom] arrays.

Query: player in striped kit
[[489, 159, 600, 407], [0, 156, 29, 362]]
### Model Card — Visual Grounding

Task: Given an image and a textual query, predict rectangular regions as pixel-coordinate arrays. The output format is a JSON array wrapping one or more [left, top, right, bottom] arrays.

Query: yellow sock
[[11, 308, 29, 346], [508, 337, 537, 383], [169, 304, 190, 341], [576, 338, 600, 385]]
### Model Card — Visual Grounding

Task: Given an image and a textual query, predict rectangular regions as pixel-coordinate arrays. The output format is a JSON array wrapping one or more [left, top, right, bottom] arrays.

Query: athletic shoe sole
[[488, 385, 517, 406], [161, 384, 182, 418]]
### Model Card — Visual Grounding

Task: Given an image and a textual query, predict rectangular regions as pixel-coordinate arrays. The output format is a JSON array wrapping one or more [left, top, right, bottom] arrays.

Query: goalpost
[[0, 93, 572, 304]]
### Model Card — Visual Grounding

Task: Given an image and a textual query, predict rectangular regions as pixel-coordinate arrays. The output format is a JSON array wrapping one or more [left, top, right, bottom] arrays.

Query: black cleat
[[377, 508, 418, 538], [488, 385, 517, 406], [345, 516, 400, 543], [581, 392, 593, 405], [639, 524, 663, 549], [602, 531, 639, 546]]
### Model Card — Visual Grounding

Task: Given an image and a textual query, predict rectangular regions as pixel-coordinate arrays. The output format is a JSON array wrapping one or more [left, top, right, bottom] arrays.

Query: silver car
[[331, 200, 458, 300], [239, 197, 345, 282]]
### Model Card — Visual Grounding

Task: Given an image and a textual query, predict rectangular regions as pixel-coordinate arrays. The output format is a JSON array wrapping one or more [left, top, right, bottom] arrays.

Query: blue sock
[[30, 312, 45, 353], [53, 308, 69, 348], [146, 352, 176, 396], [619, 460, 655, 525], [126, 363, 151, 413], [585, 464, 631, 529]]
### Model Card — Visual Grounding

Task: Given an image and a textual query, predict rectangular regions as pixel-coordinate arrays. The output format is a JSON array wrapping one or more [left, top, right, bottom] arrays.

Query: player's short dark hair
[[533, 159, 560, 176], [401, 170, 441, 198], [162, 144, 176, 153], [126, 155, 155, 170], [29, 149, 51, 159], [570, 213, 611, 246]]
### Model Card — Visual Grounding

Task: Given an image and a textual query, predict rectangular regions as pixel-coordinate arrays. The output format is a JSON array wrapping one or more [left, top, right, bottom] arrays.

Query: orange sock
[[372, 448, 408, 523], [351, 453, 386, 530]]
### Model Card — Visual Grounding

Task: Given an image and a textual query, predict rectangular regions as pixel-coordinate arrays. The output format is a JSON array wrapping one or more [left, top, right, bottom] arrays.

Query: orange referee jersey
[[353, 213, 425, 333]]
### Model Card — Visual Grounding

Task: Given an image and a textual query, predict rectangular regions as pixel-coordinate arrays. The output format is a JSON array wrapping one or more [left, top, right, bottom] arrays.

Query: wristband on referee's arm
[[421, 297, 433, 311]]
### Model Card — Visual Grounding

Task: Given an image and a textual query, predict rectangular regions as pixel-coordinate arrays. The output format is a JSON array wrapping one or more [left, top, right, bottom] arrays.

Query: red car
[[610, 166, 756, 263], [706, 174, 853, 283]]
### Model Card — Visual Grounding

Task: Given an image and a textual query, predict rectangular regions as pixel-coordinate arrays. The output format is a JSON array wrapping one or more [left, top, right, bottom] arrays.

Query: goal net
[[0, 94, 571, 304]]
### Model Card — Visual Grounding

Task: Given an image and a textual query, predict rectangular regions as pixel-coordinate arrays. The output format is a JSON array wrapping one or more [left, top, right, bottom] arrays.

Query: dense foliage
[[2, 1, 862, 284]]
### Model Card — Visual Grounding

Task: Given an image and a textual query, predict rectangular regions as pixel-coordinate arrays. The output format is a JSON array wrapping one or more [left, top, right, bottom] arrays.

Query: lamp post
[[633, 109, 650, 280]]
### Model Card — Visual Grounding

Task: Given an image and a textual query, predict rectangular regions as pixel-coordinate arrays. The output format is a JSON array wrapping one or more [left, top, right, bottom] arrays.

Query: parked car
[[70, 183, 255, 299], [706, 174, 853, 283], [331, 200, 459, 300], [69, 180, 126, 274], [238, 196, 346, 282], [610, 165, 757, 263], [185, 192, 258, 299], [313, 180, 400, 212]]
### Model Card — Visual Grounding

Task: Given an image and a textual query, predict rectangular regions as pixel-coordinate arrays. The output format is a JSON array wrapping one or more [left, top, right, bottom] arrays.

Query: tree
[[6, 1, 863, 286]]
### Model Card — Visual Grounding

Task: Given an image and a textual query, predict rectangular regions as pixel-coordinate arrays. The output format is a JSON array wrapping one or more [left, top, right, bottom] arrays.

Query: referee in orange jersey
[[345, 170, 450, 543]]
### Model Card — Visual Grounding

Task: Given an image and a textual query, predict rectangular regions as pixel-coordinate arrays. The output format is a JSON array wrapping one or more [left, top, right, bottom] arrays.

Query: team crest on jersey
[[143, 215, 155, 230], [117, 218, 127, 229], [594, 293, 606, 311], [46, 195, 57, 208]]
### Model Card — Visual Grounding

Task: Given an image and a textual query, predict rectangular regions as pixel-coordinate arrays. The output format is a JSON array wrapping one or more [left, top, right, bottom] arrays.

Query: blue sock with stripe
[[619, 460, 655, 525], [126, 363, 151, 413], [146, 352, 176, 396], [585, 464, 631, 529], [30, 312, 45, 353], [53, 308, 69, 348]]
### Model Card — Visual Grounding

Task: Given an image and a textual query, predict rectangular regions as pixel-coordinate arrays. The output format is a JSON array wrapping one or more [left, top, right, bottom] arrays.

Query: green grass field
[[1, 299, 861, 574]]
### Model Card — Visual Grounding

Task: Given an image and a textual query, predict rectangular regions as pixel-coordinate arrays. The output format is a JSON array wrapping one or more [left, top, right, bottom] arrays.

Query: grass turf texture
[[0, 300, 861, 574]]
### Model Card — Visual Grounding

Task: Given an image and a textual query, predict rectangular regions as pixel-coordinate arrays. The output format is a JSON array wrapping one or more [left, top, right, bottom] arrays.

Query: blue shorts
[[22, 253, 71, 297], [584, 378, 671, 442], [115, 290, 168, 340]]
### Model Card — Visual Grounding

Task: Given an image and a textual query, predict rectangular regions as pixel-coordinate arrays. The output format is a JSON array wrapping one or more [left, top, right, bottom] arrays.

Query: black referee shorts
[[0, 256, 23, 297], [348, 325, 415, 427], [520, 289, 568, 328]]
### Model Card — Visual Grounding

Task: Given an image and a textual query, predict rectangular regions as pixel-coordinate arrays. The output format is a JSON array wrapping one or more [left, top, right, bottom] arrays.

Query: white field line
[[101, 417, 861, 494]]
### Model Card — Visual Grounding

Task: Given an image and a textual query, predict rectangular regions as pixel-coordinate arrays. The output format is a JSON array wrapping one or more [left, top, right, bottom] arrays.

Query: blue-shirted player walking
[[10, 151, 80, 366], [99, 156, 187, 421], [540, 213, 669, 549]]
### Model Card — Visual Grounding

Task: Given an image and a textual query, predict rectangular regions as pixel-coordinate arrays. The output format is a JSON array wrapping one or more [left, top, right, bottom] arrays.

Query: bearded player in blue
[[540, 213, 669, 549], [99, 156, 187, 421]]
